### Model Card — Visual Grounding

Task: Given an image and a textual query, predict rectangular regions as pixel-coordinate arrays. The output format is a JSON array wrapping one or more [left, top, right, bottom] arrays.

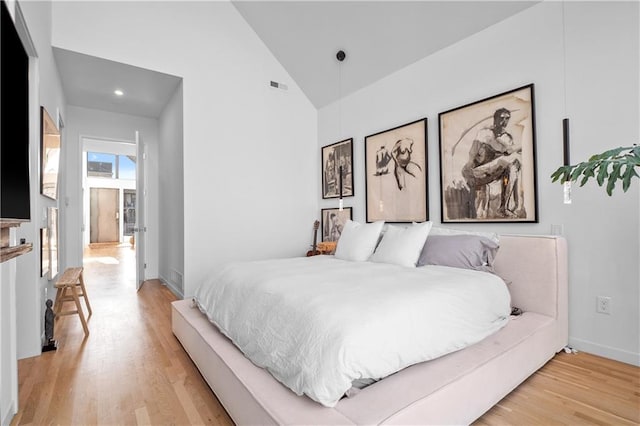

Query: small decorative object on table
[[42, 298, 57, 352], [317, 241, 337, 255]]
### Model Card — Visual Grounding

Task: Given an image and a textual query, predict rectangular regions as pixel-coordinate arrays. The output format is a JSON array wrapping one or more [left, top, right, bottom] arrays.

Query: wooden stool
[[54, 267, 91, 337]]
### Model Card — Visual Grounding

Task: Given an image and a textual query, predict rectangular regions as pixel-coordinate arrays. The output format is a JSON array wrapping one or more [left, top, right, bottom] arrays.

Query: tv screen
[[1, 0, 31, 221]]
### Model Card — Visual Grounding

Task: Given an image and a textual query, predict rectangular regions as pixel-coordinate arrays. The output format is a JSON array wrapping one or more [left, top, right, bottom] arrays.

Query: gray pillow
[[417, 234, 499, 272]]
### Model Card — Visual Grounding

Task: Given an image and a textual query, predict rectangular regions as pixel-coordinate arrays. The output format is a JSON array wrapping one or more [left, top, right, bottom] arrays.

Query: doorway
[[82, 137, 139, 287]]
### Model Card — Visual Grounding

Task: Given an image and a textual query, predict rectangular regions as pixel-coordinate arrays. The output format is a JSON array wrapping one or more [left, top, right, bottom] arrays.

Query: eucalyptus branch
[[551, 145, 640, 196]]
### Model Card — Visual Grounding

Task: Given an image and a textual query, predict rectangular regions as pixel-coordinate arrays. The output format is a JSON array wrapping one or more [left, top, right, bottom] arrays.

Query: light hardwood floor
[[11, 244, 640, 425]]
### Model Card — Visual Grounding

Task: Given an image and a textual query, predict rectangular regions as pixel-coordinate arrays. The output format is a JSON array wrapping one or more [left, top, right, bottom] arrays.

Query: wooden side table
[[53, 267, 92, 337]]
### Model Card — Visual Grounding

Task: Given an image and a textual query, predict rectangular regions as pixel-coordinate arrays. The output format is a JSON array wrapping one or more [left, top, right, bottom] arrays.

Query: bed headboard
[[493, 235, 568, 345]]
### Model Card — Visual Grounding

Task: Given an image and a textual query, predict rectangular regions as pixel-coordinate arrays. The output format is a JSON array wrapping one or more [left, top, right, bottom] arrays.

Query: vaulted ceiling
[[232, 1, 539, 108], [52, 1, 538, 117]]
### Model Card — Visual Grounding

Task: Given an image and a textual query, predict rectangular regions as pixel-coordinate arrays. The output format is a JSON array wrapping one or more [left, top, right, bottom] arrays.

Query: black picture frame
[[322, 138, 354, 199], [438, 84, 538, 223], [320, 207, 353, 242], [364, 118, 428, 223]]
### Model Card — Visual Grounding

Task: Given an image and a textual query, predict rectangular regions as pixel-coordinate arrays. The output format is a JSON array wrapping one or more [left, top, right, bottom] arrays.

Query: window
[[87, 152, 115, 178], [119, 155, 136, 180], [87, 152, 136, 180]]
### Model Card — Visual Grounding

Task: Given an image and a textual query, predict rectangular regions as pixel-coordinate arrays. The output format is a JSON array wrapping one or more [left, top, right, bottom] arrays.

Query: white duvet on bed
[[194, 256, 510, 407]]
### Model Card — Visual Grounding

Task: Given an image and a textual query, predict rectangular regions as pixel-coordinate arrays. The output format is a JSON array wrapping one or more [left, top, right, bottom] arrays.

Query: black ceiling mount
[[336, 50, 346, 62]]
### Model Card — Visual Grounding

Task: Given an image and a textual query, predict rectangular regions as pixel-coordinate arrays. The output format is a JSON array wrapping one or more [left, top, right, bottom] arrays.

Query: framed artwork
[[40, 228, 49, 278], [322, 138, 354, 199], [47, 207, 59, 280], [321, 207, 353, 242], [438, 84, 538, 223], [40, 106, 61, 200], [364, 118, 428, 223]]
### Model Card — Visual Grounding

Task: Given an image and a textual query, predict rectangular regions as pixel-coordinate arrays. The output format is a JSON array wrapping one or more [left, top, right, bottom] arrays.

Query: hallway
[[12, 243, 233, 425]]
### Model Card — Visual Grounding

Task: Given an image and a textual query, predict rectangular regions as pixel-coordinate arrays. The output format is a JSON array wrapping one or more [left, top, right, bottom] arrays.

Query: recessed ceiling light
[[114, 89, 124, 96]]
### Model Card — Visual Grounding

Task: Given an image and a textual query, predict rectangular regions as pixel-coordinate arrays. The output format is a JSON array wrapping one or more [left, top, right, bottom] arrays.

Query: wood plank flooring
[[475, 352, 639, 425], [11, 244, 233, 426], [11, 244, 640, 425]]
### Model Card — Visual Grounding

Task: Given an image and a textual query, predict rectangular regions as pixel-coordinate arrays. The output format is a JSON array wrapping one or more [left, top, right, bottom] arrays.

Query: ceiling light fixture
[[114, 89, 124, 96]]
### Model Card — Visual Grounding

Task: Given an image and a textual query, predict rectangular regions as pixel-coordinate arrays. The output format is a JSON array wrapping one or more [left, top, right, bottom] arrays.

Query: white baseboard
[[158, 275, 184, 299], [1, 401, 16, 426], [569, 337, 640, 366]]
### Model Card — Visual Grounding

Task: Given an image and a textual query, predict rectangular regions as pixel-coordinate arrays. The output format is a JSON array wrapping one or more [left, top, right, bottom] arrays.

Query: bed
[[172, 233, 568, 425]]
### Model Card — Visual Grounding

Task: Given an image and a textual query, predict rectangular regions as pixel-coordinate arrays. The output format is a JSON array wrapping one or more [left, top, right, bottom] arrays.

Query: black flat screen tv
[[1, 0, 31, 221]]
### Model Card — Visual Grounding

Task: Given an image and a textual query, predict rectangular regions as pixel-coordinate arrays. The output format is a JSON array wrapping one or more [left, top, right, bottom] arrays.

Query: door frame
[[76, 134, 148, 288], [134, 131, 146, 289], [81, 136, 137, 248]]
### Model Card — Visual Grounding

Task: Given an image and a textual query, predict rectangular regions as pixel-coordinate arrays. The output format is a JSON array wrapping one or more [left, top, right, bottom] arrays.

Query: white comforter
[[194, 256, 510, 407]]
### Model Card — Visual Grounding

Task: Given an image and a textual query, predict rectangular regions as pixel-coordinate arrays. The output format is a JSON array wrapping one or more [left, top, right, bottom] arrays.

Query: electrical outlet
[[596, 296, 611, 314]]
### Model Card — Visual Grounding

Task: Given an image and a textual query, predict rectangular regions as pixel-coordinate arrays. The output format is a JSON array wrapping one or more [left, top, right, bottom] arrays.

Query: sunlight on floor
[[83, 256, 120, 265], [82, 242, 136, 284]]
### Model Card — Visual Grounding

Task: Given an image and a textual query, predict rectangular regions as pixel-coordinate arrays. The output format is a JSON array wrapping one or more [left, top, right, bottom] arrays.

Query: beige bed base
[[172, 235, 568, 425]]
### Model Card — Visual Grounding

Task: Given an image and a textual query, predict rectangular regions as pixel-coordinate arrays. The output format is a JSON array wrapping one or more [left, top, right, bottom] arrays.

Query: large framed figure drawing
[[438, 84, 538, 223], [322, 138, 353, 199], [365, 118, 428, 223]]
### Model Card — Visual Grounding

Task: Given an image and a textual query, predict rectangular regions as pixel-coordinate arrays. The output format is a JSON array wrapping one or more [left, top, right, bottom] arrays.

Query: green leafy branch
[[551, 145, 640, 196]]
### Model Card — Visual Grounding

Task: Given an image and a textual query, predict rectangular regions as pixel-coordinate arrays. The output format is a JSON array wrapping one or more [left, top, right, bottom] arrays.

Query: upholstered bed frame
[[171, 234, 568, 425]]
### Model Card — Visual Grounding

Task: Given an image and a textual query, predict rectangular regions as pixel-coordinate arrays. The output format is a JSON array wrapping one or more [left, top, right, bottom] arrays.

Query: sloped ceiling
[[232, 1, 539, 108], [52, 2, 539, 117]]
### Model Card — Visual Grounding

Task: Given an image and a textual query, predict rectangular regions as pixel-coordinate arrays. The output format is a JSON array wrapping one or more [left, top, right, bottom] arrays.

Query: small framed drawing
[[322, 138, 354, 199], [48, 207, 59, 280], [321, 207, 353, 242], [40, 228, 49, 278], [438, 84, 538, 223], [364, 118, 428, 223]]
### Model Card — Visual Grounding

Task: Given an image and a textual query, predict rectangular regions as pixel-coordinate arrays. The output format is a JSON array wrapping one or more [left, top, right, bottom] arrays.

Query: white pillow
[[429, 226, 499, 244], [369, 221, 433, 267], [334, 220, 385, 261]]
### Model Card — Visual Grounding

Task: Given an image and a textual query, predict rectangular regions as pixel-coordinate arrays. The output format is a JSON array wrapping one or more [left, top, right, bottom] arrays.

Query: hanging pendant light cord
[[336, 50, 346, 210]]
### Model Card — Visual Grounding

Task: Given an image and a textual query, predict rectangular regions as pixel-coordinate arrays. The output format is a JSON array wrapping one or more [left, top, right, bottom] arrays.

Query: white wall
[[63, 106, 160, 279], [561, 1, 639, 365], [1, 1, 66, 423], [319, 2, 639, 365], [158, 82, 184, 296], [0, 259, 17, 426], [13, 0, 66, 360], [52, 1, 318, 297]]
